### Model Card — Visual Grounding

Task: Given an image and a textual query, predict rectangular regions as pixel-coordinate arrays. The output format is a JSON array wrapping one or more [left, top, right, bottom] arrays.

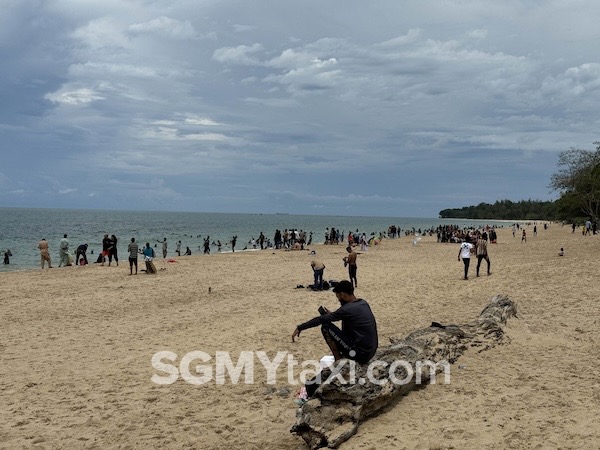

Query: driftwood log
[[291, 295, 518, 449]]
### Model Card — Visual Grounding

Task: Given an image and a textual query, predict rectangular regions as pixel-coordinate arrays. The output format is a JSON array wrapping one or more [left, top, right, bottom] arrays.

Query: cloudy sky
[[1, 0, 599, 217]]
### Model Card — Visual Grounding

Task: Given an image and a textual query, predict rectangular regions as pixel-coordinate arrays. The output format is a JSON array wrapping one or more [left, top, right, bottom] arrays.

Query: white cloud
[[542, 63, 600, 97], [129, 16, 196, 39], [263, 53, 340, 93], [45, 88, 105, 105], [71, 17, 131, 50], [184, 115, 221, 126], [212, 43, 264, 65], [267, 48, 315, 69]]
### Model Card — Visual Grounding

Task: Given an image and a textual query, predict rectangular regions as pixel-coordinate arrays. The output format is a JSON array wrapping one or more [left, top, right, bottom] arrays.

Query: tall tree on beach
[[550, 142, 600, 224]]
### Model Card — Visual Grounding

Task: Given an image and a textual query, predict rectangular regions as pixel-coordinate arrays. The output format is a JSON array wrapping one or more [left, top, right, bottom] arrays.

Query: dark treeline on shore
[[441, 141, 600, 223], [439, 200, 557, 221]]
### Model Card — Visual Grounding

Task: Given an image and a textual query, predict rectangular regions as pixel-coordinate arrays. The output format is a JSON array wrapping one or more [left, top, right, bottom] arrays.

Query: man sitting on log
[[292, 280, 378, 365]]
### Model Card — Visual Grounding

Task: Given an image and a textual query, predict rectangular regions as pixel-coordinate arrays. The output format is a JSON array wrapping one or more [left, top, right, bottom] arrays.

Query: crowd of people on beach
[[25, 223, 401, 272], [5, 219, 578, 279], [435, 224, 497, 244]]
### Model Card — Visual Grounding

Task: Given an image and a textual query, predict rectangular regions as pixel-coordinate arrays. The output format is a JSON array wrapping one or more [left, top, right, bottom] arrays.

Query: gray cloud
[[1, 0, 598, 215]]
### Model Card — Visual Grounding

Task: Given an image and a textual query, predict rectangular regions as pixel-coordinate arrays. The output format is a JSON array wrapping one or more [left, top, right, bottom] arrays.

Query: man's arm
[[296, 306, 345, 333]]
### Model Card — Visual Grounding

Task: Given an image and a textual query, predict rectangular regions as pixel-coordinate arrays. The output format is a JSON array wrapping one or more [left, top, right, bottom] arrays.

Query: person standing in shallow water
[[58, 234, 70, 267], [38, 238, 52, 269]]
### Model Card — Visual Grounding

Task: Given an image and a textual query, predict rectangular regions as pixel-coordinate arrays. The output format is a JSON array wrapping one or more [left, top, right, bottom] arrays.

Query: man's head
[[64, 234, 67, 238], [346, 246, 352, 253], [131, 237, 135, 243], [333, 280, 355, 303]]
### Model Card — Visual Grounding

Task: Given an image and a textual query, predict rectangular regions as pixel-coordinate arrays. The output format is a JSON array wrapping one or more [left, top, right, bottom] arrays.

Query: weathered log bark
[[291, 295, 518, 449]]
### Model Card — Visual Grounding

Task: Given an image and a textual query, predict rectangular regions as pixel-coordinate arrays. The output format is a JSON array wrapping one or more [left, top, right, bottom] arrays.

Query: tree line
[[439, 200, 557, 221], [439, 141, 600, 224]]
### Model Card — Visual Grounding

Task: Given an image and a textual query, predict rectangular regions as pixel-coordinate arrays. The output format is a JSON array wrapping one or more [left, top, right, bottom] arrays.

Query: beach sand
[[1, 225, 599, 449]]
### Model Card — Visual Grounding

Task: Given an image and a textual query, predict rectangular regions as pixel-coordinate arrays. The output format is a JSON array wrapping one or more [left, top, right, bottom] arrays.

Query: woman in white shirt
[[458, 240, 474, 280]]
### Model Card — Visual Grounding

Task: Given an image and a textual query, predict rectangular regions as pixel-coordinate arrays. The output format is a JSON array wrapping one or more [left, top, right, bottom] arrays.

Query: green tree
[[550, 142, 600, 224], [438, 199, 555, 220]]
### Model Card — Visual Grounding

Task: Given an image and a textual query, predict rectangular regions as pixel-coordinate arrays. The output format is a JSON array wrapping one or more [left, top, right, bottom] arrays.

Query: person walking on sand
[[343, 245, 358, 288], [231, 235, 237, 252], [521, 229, 527, 243], [38, 238, 52, 269], [58, 234, 70, 267], [176, 240, 182, 256], [458, 239, 474, 280], [311, 259, 325, 290], [475, 234, 491, 277]]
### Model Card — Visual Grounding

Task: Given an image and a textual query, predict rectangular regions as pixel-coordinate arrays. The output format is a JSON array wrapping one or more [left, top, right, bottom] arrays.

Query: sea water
[[0, 208, 509, 272]]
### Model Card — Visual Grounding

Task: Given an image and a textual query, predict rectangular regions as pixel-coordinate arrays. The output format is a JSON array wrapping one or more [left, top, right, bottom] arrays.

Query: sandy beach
[[1, 224, 599, 449]]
